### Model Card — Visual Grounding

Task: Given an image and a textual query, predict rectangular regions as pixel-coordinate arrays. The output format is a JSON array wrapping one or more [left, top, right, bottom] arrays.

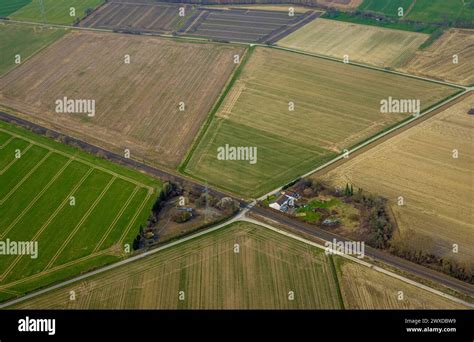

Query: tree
[[132, 235, 141, 250]]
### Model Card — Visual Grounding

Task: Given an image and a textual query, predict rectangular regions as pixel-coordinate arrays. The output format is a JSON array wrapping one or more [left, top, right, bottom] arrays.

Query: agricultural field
[[320, 94, 474, 265], [0, 120, 161, 303], [79, 2, 195, 34], [185, 47, 458, 198], [335, 259, 466, 309], [183, 8, 321, 43], [359, 0, 474, 25], [0, 0, 31, 17], [399, 29, 474, 86], [0, 22, 66, 76], [278, 18, 429, 68], [9, 0, 104, 25], [0, 31, 244, 168], [10, 221, 466, 309]]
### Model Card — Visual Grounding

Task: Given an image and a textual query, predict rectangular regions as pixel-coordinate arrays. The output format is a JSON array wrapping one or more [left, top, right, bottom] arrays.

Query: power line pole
[[38, 0, 47, 24]]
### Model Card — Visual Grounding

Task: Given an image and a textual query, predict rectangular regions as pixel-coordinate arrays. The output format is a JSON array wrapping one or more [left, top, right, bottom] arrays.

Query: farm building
[[269, 191, 300, 212]]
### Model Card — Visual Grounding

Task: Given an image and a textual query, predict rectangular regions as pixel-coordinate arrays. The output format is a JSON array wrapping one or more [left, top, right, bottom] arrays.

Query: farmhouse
[[269, 191, 300, 212]]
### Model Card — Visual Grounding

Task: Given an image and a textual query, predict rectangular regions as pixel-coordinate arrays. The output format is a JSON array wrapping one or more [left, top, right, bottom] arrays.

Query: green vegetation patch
[[358, 0, 474, 27], [10, 0, 104, 25], [185, 119, 334, 198], [0, 0, 31, 17], [0, 23, 66, 76], [0, 120, 161, 302]]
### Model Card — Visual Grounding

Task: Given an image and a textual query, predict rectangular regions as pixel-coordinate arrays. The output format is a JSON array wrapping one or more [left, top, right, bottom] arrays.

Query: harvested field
[[278, 18, 429, 68], [79, 2, 195, 34], [185, 47, 458, 197], [0, 31, 244, 168], [335, 258, 466, 309], [0, 120, 161, 303], [321, 95, 474, 264], [183, 8, 321, 43], [399, 29, 474, 86], [11, 222, 343, 309], [9, 0, 104, 25], [0, 22, 66, 77]]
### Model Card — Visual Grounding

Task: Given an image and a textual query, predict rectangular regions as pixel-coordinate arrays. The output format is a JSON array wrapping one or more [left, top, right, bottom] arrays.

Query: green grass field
[[10, 0, 104, 25], [0, 23, 66, 76], [0, 0, 31, 17], [11, 222, 467, 309], [359, 0, 474, 25], [184, 47, 458, 198], [0, 121, 161, 302], [359, 0, 414, 17]]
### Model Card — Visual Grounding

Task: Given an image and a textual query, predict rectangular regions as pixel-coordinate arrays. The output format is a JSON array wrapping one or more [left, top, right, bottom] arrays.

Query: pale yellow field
[[336, 259, 467, 309], [400, 29, 474, 86], [321, 95, 474, 263], [278, 18, 429, 68]]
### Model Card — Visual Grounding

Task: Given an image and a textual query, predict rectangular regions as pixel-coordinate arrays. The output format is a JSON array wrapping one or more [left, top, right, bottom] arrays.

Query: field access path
[[0, 19, 472, 306]]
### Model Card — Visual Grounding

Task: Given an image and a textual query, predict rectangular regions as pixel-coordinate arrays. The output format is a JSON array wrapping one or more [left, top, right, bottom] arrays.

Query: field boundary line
[[44, 176, 117, 271], [0, 136, 14, 149], [118, 189, 153, 244], [242, 217, 474, 308], [0, 151, 52, 205], [0, 167, 94, 282], [92, 185, 141, 253], [0, 143, 33, 175], [0, 128, 152, 191], [178, 46, 254, 172], [0, 158, 75, 239]]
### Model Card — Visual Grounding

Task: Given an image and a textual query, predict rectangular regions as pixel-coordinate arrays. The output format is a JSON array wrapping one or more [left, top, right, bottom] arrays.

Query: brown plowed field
[[0, 31, 244, 168], [79, 2, 195, 34]]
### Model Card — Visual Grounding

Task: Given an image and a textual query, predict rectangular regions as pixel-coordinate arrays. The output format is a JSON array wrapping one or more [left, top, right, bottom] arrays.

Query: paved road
[[249, 206, 474, 297]]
